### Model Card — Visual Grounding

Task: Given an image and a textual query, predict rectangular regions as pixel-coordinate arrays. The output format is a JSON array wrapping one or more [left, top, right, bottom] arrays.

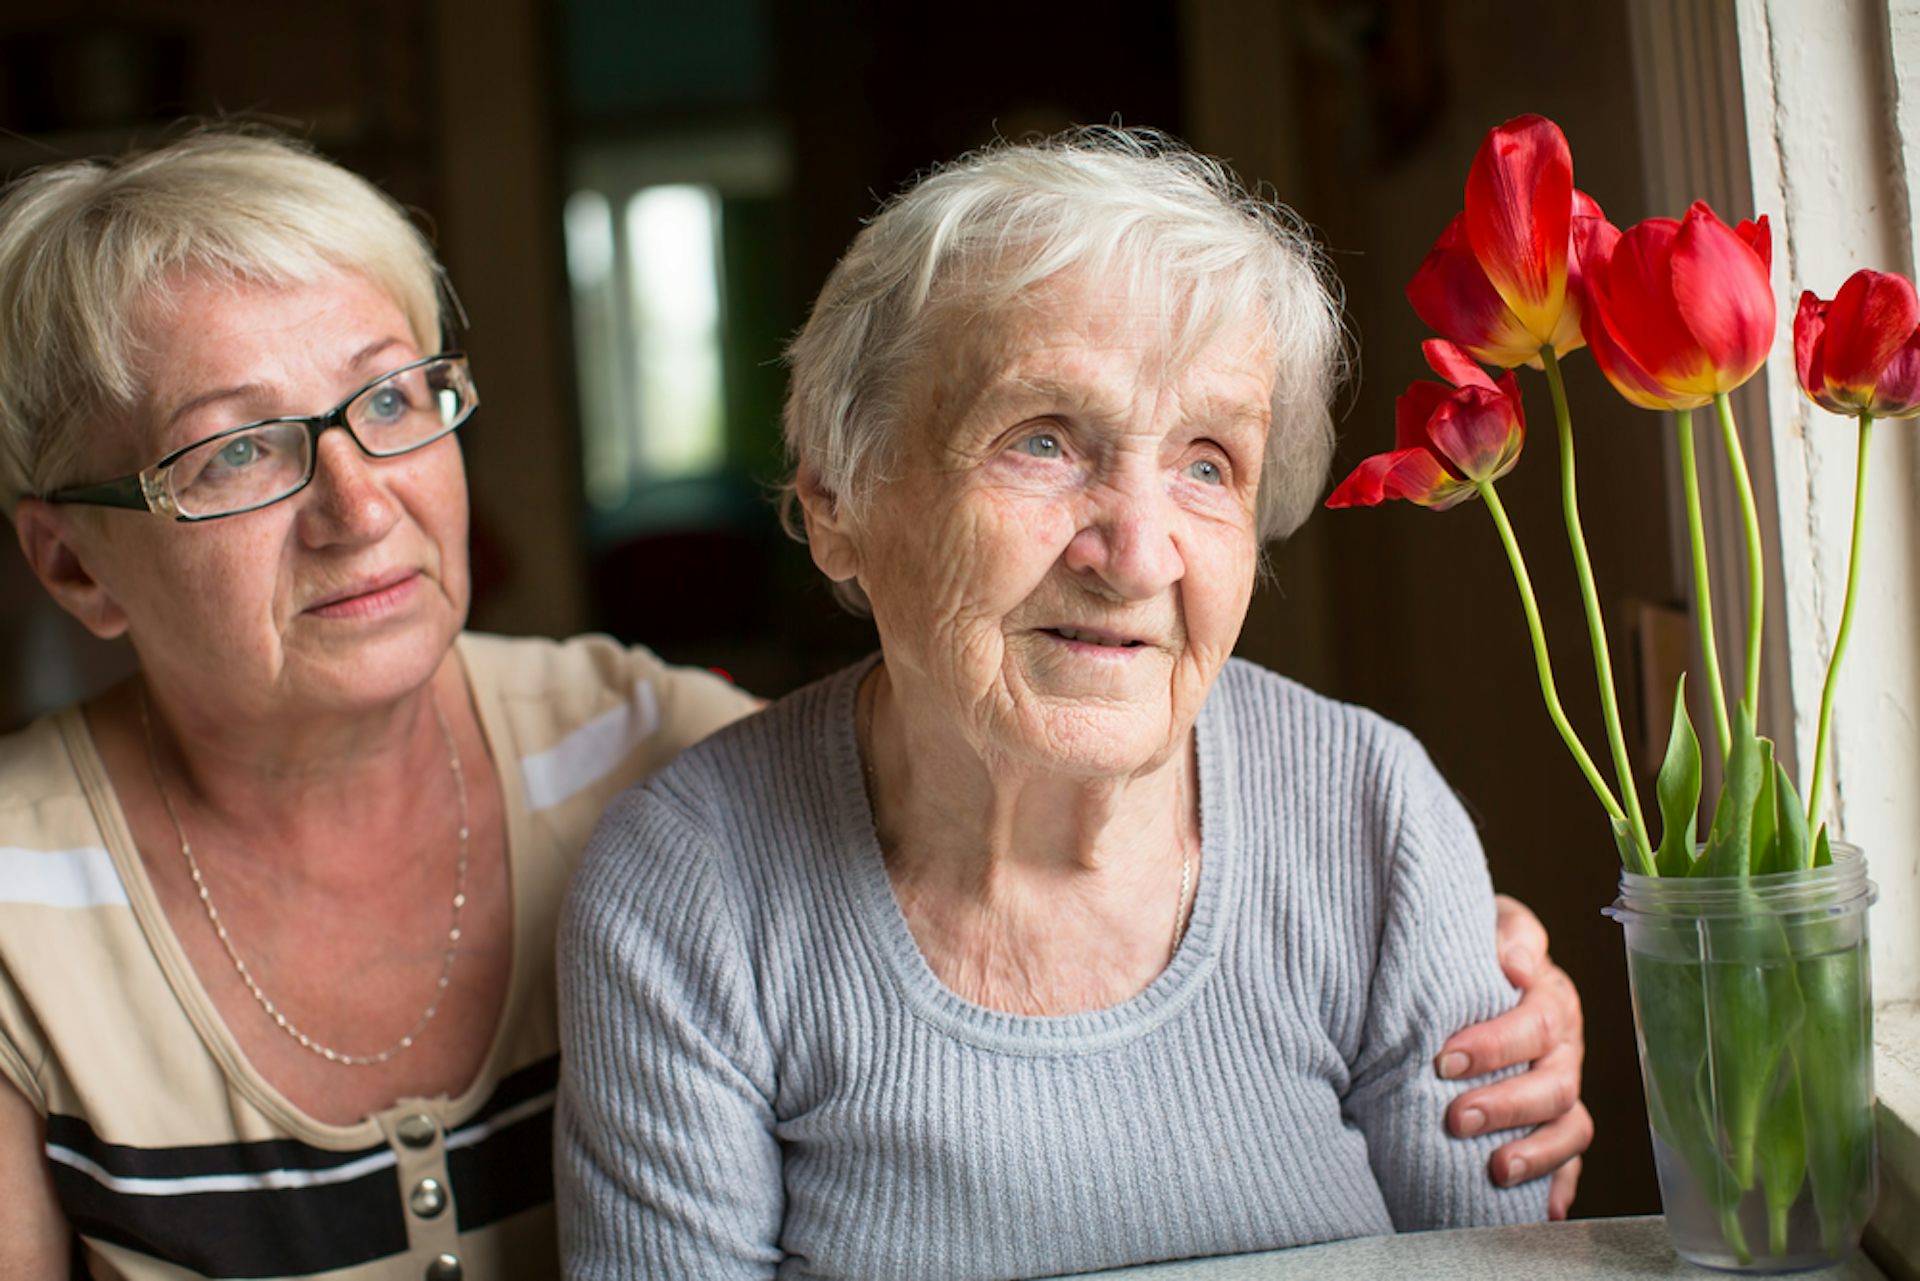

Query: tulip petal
[[1545, 189, 1606, 355], [1426, 384, 1525, 485], [1422, 338, 1496, 391], [1737, 216, 1771, 273], [1822, 270, 1920, 397], [1588, 299, 1713, 411], [1871, 330, 1920, 418], [1395, 380, 1453, 449], [1794, 291, 1834, 411], [1326, 447, 1472, 509], [1406, 215, 1543, 368], [1599, 217, 1712, 391], [1669, 201, 1774, 393], [1465, 116, 1574, 346], [1493, 368, 1525, 418], [1576, 214, 1708, 410]]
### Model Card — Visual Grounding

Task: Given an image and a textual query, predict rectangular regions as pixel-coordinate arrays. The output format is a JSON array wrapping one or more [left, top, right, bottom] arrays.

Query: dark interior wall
[[1, 0, 1673, 1220]]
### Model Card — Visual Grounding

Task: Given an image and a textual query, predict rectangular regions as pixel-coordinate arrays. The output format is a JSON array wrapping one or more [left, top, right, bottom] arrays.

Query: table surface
[[1066, 1217, 1892, 1279]]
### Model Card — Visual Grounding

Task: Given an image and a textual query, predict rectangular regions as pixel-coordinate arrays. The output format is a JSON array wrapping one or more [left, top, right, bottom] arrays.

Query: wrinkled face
[[72, 269, 470, 720], [852, 276, 1274, 779]]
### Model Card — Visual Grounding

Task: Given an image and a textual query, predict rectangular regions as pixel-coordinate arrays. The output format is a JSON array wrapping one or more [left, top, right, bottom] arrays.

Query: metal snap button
[[425, 1253, 462, 1281], [396, 1113, 439, 1149], [408, 1176, 448, 1218]]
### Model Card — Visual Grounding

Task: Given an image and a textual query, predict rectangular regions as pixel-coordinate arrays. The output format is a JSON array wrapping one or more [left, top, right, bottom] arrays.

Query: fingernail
[[1504, 1156, 1529, 1185], [1437, 1051, 1471, 1079], [1458, 1107, 1486, 1137]]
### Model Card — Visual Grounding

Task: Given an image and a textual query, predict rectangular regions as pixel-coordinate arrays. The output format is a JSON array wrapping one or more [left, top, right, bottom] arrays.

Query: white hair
[[0, 125, 453, 516], [781, 124, 1349, 608]]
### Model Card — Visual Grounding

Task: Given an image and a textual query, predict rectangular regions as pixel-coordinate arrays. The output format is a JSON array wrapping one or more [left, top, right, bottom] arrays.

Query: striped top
[[556, 657, 1548, 1280], [0, 633, 754, 1280]]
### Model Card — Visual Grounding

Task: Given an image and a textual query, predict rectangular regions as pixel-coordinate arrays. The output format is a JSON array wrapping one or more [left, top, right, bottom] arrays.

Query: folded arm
[[0, 1076, 70, 1278]]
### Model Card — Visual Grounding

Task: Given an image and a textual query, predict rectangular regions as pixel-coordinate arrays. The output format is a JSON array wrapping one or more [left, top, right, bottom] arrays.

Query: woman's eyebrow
[[161, 338, 417, 431], [163, 383, 268, 431], [347, 336, 413, 372]]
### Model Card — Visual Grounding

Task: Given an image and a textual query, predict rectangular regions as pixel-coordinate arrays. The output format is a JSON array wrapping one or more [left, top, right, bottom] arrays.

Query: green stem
[[1478, 480, 1630, 831], [1808, 413, 1874, 834], [1676, 410, 1733, 758], [1542, 349, 1652, 867], [1715, 392, 1767, 721]]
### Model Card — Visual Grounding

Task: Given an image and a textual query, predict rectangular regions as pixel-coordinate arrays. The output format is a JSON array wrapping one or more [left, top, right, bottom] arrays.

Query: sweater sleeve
[[556, 786, 783, 1279], [1344, 733, 1551, 1230]]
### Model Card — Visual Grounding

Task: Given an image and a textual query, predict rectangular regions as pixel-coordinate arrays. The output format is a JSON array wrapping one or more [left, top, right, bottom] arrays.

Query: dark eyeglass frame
[[43, 352, 477, 522]]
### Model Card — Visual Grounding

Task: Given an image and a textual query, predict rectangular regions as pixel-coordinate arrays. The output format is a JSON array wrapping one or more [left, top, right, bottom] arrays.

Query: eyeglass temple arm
[[43, 476, 155, 512]]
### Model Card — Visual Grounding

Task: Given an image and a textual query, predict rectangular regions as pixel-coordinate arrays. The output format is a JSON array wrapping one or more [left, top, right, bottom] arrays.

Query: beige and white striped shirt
[[0, 632, 755, 1280]]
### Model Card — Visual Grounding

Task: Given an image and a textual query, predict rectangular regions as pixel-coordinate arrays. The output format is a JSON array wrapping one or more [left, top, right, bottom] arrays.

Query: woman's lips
[[305, 571, 422, 620], [1043, 625, 1148, 652]]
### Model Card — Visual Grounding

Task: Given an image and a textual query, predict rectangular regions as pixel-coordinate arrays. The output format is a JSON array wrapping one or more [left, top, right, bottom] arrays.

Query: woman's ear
[[13, 499, 130, 639], [794, 463, 862, 583]]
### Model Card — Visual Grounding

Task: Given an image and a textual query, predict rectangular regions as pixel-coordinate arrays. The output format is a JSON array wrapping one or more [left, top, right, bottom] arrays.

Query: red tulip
[[1406, 115, 1602, 368], [1794, 269, 1920, 418], [1327, 340, 1526, 510], [1576, 200, 1774, 407]]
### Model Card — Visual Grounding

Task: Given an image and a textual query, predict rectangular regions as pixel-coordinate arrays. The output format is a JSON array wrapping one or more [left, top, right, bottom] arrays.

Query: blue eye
[[1018, 433, 1062, 459], [1187, 458, 1224, 485], [363, 385, 411, 424], [213, 436, 263, 470]]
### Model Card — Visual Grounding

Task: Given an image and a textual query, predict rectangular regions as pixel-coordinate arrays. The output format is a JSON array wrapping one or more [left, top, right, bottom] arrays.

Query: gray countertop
[[1065, 1217, 1891, 1279]]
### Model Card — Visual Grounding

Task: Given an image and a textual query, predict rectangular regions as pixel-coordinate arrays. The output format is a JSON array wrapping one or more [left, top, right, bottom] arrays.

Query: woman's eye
[[1017, 433, 1063, 460], [363, 385, 411, 423], [213, 437, 262, 470], [1186, 457, 1225, 485]]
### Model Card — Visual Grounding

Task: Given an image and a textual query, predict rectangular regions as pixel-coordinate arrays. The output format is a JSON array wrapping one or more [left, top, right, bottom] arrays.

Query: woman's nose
[[300, 427, 401, 545], [1062, 481, 1183, 600]]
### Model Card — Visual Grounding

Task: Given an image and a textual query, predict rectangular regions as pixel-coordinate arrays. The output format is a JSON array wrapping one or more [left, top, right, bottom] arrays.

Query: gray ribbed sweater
[[556, 657, 1547, 1279]]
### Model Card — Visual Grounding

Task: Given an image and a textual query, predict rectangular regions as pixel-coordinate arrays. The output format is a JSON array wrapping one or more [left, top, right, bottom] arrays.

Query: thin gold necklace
[[858, 668, 1195, 956], [137, 689, 470, 1067]]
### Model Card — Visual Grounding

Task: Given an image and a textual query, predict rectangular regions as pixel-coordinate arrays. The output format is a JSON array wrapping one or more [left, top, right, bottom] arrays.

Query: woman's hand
[[1437, 894, 1591, 1219]]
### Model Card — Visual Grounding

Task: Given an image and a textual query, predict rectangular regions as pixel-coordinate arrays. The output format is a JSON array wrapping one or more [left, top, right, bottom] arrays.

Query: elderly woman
[[0, 129, 1580, 1280], [555, 128, 1585, 1279], [0, 131, 756, 1278]]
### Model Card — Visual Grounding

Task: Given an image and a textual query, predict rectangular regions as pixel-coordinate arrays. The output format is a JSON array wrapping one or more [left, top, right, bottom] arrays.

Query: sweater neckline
[[827, 654, 1239, 1056]]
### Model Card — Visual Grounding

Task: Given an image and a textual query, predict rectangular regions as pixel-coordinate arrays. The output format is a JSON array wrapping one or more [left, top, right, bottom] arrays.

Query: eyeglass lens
[[167, 358, 472, 518]]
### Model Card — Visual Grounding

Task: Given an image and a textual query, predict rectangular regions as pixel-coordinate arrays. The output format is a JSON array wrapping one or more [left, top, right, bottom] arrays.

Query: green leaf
[[1798, 943, 1876, 1252], [1754, 764, 1810, 876], [1704, 911, 1806, 1197], [1756, 1044, 1808, 1256], [1750, 737, 1779, 876], [1813, 823, 1833, 868], [1698, 705, 1763, 878], [1632, 950, 1741, 1241], [1654, 678, 1702, 878]]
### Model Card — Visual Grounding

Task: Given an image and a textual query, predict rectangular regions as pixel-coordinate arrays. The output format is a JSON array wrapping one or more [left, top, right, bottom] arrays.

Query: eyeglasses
[[45, 353, 479, 521]]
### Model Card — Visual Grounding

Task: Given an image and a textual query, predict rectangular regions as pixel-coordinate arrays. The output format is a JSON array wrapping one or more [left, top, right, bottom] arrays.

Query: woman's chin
[[279, 614, 462, 712], [1000, 707, 1184, 781]]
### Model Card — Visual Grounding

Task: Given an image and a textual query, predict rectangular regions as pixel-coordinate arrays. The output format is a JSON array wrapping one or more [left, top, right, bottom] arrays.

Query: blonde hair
[[0, 126, 452, 515], [782, 125, 1348, 609]]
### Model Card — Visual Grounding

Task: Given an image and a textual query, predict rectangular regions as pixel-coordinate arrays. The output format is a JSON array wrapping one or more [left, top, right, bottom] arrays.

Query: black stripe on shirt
[[52, 1154, 407, 1278], [49, 1054, 560, 1277], [460, 1052, 560, 1127]]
